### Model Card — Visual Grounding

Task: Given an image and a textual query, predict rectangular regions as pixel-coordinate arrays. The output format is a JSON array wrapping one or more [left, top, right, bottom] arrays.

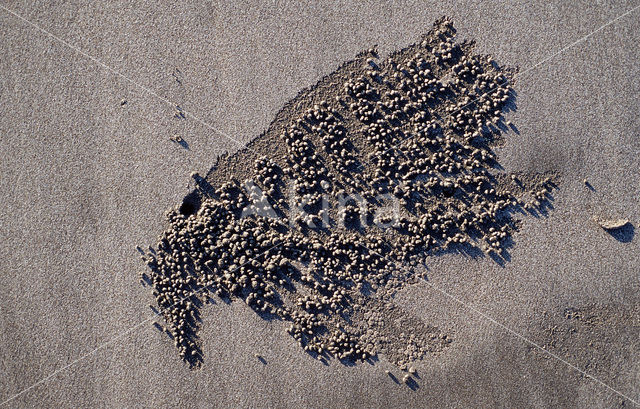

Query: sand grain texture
[[1, 1, 639, 408]]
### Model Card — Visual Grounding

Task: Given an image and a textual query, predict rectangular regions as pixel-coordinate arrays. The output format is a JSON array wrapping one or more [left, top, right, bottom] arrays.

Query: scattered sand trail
[[142, 18, 557, 371]]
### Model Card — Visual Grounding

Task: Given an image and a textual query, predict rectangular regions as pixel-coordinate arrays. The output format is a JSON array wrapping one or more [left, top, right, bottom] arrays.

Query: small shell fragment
[[594, 217, 630, 230]]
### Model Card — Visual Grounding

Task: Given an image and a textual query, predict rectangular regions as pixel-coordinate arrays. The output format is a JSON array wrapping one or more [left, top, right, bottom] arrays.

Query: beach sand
[[1, 1, 638, 407]]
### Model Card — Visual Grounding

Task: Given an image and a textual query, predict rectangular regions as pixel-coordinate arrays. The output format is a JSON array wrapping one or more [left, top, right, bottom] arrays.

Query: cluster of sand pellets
[[139, 18, 556, 369]]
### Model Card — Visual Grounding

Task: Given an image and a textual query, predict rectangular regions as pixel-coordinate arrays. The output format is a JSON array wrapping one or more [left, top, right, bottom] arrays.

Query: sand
[[0, 1, 639, 408]]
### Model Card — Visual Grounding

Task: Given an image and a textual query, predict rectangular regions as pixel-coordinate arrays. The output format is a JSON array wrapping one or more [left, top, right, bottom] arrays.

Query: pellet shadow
[[175, 138, 189, 150], [406, 377, 420, 390]]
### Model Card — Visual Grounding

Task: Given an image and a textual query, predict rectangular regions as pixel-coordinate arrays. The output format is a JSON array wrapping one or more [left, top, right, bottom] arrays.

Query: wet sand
[[1, 1, 639, 407]]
